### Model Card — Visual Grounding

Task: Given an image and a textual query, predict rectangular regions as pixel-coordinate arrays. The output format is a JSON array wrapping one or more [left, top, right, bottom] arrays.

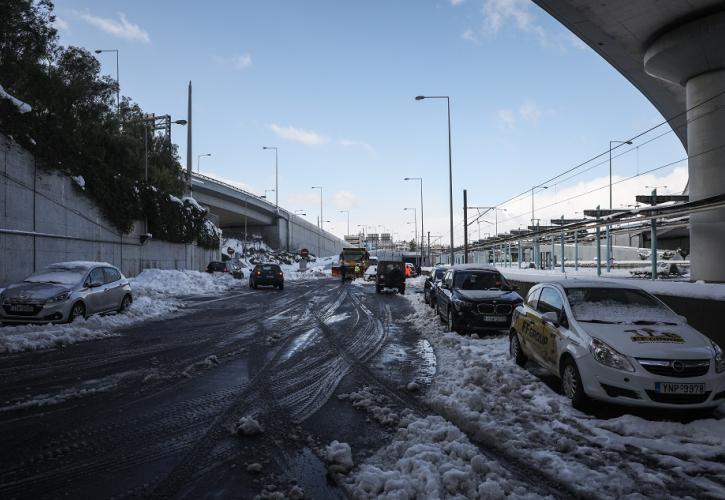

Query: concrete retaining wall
[[0, 135, 219, 287]]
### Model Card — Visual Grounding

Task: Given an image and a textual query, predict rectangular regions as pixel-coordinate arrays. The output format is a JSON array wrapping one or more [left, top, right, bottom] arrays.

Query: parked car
[[364, 265, 378, 281], [206, 261, 229, 275], [424, 266, 449, 308], [376, 261, 406, 294], [0, 261, 132, 324], [249, 263, 284, 290], [434, 264, 522, 335], [510, 281, 725, 410]]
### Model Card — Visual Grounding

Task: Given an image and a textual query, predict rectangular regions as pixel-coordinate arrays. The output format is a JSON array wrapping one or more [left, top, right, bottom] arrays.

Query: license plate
[[10, 305, 34, 312], [483, 315, 506, 322], [655, 382, 705, 394]]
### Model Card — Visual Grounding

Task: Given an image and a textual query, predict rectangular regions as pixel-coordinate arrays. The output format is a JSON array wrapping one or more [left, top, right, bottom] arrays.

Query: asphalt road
[[0, 279, 439, 499]]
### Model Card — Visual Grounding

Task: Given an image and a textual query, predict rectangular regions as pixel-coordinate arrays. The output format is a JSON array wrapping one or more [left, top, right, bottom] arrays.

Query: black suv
[[376, 261, 405, 294], [424, 266, 449, 308], [249, 263, 284, 290], [434, 265, 522, 334]]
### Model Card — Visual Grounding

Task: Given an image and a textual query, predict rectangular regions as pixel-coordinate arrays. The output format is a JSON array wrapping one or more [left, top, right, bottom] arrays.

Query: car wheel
[[447, 309, 458, 333], [424, 291, 429, 304], [118, 294, 132, 313], [509, 331, 527, 367], [561, 357, 588, 409], [68, 301, 86, 323]]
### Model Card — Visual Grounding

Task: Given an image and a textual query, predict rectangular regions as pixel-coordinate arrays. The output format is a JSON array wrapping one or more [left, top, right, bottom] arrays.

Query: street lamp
[[404, 176, 424, 265], [94, 49, 119, 111], [262, 188, 275, 199], [494, 207, 507, 237], [262, 146, 279, 208], [531, 185, 548, 225], [197, 153, 211, 173], [607, 140, 633, 272], [339, 210, 350, 236], [415, 95, 454, 263], [311, 186, 323, 229], [404, 207, 418, 265]]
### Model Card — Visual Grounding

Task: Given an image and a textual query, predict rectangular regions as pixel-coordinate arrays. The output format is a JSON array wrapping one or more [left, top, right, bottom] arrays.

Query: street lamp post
[[197, 153, 211, 173], [415, 96, 453, 263], [262, 189, 275, 200], [94, 49, 119, 112], [531, 185, 548, 269], [262, 146, 279, 209], [404, 207, 418, 266], [404, 177, 424, 266], [607, 140, 633, 272], [311, 186, 323, 256]]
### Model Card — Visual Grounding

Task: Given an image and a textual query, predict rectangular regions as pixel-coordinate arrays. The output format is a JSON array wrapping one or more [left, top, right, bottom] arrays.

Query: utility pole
[[463, 189, 468, 263], [186, 81, 192, 194]]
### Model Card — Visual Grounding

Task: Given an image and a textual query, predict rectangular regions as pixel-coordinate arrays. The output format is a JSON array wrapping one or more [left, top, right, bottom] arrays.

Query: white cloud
[[519, 101, 542, 124], [496, 109, 516, 129], [461, 28, 479, 44], [213, 53, 253, 70], [333, 191, 361, 210], [450, 0, 465, 5], [338, 138, 375, 155], [268, 124, 328, 145], [53, 17, 70, 32], [74, 11, 150, 44]]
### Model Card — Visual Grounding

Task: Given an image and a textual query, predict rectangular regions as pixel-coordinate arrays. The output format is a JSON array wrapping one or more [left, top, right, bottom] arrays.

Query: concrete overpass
[[533, 1, 725, 281], [190, 173, 344, 257]]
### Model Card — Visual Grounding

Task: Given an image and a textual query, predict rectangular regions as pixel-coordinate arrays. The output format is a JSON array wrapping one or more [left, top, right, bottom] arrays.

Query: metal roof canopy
[[636, 194, 690, 205]]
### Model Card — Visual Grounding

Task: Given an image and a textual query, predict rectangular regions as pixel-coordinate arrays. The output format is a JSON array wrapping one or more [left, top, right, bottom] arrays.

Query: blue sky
[[53, 0, 687, 245]]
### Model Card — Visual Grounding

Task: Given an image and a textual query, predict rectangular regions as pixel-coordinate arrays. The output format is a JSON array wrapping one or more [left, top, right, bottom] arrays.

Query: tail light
[[278, 272, 283, 276], [256, 271, 262, 276]]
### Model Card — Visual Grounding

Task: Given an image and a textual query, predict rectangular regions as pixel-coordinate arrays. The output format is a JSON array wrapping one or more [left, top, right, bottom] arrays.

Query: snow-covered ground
[[495, 265, 725, 300], [0, 270, 240, 354], [374, 277, 725, 498]]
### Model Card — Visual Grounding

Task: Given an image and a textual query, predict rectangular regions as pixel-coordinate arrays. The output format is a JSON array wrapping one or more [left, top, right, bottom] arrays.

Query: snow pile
[[325, 440, 354, 473], [338, 386, 410, 427], [234, 416, 263, 436], [400, 280, 725, 498], [349, 416, 532, 499], [0, 84, 32, 113], [0, 269, 239, 354], [71, 175, 86, 189], [130, 268, 236, 296]]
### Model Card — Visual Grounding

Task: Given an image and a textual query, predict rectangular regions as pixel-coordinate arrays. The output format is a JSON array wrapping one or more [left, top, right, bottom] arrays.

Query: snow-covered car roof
[[546, 280, 645, 290], [450, 264, 497, 271], [48, 261, 116, 270]]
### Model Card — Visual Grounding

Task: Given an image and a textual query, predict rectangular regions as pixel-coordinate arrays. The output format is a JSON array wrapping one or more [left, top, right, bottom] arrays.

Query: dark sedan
[[249, 263, 284, 290], [424, 266, 449, 309], [434, 265, 522, 335]]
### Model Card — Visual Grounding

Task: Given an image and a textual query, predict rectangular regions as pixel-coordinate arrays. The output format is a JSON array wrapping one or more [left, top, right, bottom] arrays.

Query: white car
[[510, 281, 725, 410]]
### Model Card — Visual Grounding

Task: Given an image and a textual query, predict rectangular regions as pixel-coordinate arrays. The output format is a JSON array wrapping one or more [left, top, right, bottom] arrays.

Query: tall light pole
[[311, 186, 323, 229], [404, 207, 418, 265], [404, 177, 424, 265], [263, 189, 275, 200], [339, 210, 350, 236], [607, 140, 633, 272], [495, 207, 507, 237], [531, 184, 548, 225], [197, 153, 211, 173], [94, 49, 119, 111], [416, 95, 453, 263], [262, 146, 279, 208]]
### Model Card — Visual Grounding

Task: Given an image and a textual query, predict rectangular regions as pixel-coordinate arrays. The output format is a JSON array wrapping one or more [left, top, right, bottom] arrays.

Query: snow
[[0, 270, 240, 354], [497, 266, 725, 300], [395, 278, 725, 498], [168, 194, 183, 204], [325, 440, 354, 473], [0, 84, 32, 113], [71, 175, 86, 189], [182, 196, 204, 210], [234, 416, 263, 436]]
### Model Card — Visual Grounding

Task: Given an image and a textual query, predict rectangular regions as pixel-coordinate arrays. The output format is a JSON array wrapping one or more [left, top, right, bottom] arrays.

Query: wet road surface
[[0, 279, 437, 499]]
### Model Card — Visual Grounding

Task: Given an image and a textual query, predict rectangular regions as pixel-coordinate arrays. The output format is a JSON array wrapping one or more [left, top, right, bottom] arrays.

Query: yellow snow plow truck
[[332, 247, 369, 280]]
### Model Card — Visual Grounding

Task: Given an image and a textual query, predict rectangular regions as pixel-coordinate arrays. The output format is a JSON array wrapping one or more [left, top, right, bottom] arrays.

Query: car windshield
[[565, 287, 680, 324], [453, 271, 504, 290], [24, 267, 86, 285]]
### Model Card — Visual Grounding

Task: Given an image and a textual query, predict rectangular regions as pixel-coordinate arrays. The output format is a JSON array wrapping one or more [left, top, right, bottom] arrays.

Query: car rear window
[[262, 265, 280, 271]]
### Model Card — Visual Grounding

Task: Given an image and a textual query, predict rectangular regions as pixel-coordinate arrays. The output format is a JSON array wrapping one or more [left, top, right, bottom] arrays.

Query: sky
[[52, 0, 688, 246]]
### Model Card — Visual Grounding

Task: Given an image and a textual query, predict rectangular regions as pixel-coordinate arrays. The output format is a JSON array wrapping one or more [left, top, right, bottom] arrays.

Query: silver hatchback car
[[0, 261, 132, 324]]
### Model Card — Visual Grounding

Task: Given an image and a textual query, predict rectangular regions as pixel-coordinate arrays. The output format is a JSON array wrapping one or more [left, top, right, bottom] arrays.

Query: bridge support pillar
[[645, 11, 725, 282]]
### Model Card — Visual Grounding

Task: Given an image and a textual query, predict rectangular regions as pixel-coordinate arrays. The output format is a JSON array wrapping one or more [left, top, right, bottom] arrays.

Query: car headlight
[[49, 291, 71, 303], [452, 299, 473, 310], [711, 340, 725, 373], [589, 337, 634, 372]]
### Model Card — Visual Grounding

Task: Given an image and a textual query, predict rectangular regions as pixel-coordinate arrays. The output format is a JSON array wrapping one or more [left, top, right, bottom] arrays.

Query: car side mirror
[[542, 311, 560, 327]]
